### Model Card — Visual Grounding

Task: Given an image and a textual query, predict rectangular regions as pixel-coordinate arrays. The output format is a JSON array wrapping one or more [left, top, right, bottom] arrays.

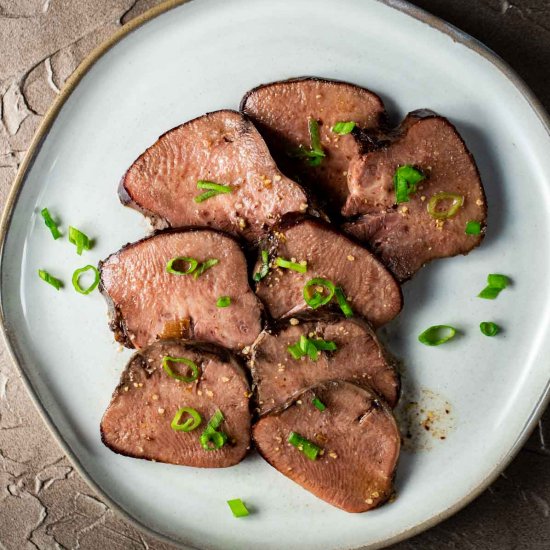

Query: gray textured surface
[[0, 1, 548, 548]]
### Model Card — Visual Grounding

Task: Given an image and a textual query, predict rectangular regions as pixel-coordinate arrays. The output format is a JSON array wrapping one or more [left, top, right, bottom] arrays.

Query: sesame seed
[[274, 174, 282, 182], [158, 408, 165, 415], [365, 498, 374, 505], [328, 451, 338, 459], [289, 318, 299, 326], [123, 386, 129, 392], [476, 199, 483, 206], [347, 255, 355, 261], [221, 376, 230, 382], [152, 394, 159, 401], [206, 390, 214, 397]]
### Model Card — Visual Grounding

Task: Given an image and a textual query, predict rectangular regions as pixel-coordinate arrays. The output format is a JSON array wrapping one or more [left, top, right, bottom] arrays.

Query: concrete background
[[0, 1, 548, 548]]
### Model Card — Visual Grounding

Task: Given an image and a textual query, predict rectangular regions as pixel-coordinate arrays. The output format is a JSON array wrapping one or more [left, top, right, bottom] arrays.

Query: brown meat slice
[[241, 77, 385, 213], [101, 340, 251, 467], [342, 111, 486, 281], [120, 110, 308, 242], [99, 229, 262, 351], [254, 217, 402, 327], [253, 381, 400, 512], [250, 314, 399, 414]]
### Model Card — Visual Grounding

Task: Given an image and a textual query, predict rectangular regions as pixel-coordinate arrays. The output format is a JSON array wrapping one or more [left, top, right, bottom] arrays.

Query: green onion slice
[[292, 118, 326, 166], [303, 277, 335, 309], [40, 208, 61, 239], [465, 220, 481, 235], [478, 286, 502, 300], [72, 265, 100, 295], [253, 249, 270, 282], [287, 336, 337, 361], [227, 498, 250, 518], [308, 118, 324, 155], [427, 192, 464, 219], [478, 273, 510, 299], [200, 409, 228, 451], [194, 180, 232, 203], [312, 397, 326, 412], [68, 226, 92, 255], [171, 407, 202, 432], [334, 287, 353, 318], [288, 431, 321, 460], [487, 274, 510, 289], [418, 325, 457, 346], [166, 257, 198, 275], [480, 321, 500, 337], [194, 190, 220, 203], [162, 356, 201, 383], [38, 269, 63, 290], [332, 121, 356, 135], [275, 257, 307, 273], [216, 296, 231, 308], [311, 338, 337, 352], [393, 165, 425, 204], [193, 259, 219, 279], [287, 342, 305, 360], [300, 334, 318, 361]]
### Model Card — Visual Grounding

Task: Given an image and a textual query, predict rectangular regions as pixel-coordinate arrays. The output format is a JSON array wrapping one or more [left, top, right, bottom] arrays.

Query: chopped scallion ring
[[193, 258, 219, 279], [227, 499, 250, 518], [40, 208, 61, 239], [292, 118, 326, 166], [334, 287, 353, 317], [253, 250, 270, 282], [194, 180, 232, 203], [166, 256, 198, 275], [312, 397, 326, 412], [332, 121, 356, 135], [216, 296, 231, 308], [200, 409, 228, 451], [288, 431, 321, 460], [275, 257, 307, 273], [418, 325, 457, 346], [162, 356, 201, 383], [465, 220, 481, 235], [393, 165, 425, 204], [480, 321, 500, 337], [478, 273, 510, 299], [287, 336, 337, 361], [72, 265, 100, 295], [38, 269, 63, 290], [487, 274, 510, 289], [303, 277, 335, 309], [171, 407, 202, 432], [68, 226, 92, 255], [427, 192, 464, 219]]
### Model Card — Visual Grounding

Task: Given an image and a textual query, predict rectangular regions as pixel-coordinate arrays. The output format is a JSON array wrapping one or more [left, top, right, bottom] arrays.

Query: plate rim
[[1, 0, 549, 548]]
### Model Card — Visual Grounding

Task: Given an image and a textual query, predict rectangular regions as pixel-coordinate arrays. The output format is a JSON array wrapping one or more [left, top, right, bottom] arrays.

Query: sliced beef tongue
[[253, 380, 400, 512], [250, 314, 399, 414], [99, 229, 262, 351], [342, 110, 487, 281], [120, 109, 308, 242], [254, 217, 402, 327], [241, 77, 386, 214], [101, 340, 251, 467]]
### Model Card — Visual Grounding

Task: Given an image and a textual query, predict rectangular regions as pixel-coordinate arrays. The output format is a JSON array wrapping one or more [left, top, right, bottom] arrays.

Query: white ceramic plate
[[2, 0, 550, 548]]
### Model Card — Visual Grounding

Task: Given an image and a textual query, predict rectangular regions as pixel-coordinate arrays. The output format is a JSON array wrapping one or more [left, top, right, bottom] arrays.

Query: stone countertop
[[0, 1, 548, 548]]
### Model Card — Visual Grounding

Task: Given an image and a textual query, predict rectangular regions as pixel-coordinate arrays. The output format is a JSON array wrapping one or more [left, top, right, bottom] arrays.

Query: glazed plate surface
[[2, 0, 550, 548]]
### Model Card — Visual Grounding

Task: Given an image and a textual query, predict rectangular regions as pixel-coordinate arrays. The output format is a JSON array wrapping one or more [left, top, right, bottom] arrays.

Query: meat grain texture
[[250, 315, 399, 414], [241, 77, 385, 212], [254, 217, 402, 327], [120, 110, 308, 242], [343, 110, 487, 281], [253, 381, 400, 512], [100, 230, 262, 351], [101, 340, 251, 467]]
